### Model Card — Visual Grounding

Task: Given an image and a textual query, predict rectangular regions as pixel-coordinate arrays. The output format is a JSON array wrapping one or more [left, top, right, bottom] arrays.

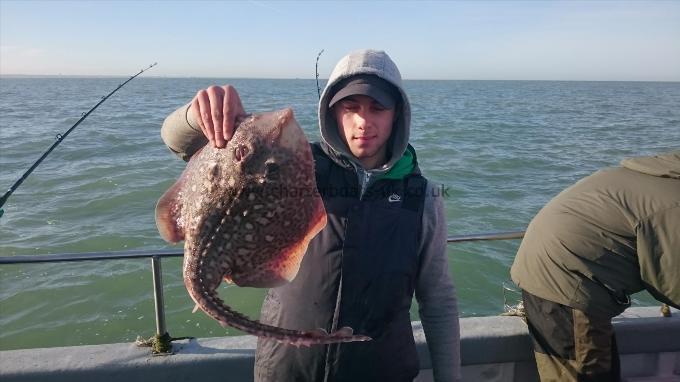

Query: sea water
[[1, 77, 678, 349]]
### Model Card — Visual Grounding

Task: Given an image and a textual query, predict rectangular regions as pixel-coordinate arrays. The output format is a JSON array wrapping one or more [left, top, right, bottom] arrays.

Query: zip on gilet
[[254, 143, 427, 382]]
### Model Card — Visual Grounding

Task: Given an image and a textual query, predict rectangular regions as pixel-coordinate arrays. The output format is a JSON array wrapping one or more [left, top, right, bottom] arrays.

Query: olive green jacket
[[511, 152, 680, 318]]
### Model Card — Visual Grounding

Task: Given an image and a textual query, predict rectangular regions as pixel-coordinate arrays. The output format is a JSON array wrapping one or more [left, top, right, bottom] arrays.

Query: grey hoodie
[[511, 152, 680, 318], [317, 49, 461, 382]]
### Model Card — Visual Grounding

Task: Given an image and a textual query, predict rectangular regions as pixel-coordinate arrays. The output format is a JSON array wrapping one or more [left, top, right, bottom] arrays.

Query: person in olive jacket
[[511, 151, 680, 382]]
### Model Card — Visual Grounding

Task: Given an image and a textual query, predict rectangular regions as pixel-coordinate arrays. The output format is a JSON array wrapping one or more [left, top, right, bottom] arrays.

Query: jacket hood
[[318, 49, 411, 174], [620, 151, 680, 179]]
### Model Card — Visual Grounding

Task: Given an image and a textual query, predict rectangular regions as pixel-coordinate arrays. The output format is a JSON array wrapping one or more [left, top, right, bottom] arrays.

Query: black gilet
[[254, 142, 427, 382]]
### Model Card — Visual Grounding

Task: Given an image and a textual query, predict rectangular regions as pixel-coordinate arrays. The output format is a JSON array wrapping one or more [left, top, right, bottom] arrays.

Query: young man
[[511, 152, 680, 382], [161, 49, 461, 381]]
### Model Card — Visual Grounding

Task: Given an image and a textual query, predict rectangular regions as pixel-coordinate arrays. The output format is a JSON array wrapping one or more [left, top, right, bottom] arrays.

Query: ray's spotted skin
[[155, 108, 370, 346]]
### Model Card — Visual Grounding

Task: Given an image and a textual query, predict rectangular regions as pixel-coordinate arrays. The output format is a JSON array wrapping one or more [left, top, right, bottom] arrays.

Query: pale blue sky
[[1, 0, 679, 81]]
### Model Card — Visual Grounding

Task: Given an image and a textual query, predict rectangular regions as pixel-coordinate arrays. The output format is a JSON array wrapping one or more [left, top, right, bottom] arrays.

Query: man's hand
[[190, 85, 246, 148]]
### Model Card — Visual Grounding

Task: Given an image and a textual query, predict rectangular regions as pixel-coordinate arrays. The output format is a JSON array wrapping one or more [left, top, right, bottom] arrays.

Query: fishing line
[[0, 62, 157, 218], [316, 49, 324, 99]]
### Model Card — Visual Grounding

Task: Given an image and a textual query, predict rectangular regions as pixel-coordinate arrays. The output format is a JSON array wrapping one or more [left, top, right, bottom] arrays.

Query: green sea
[[1, 77, 678, 350]]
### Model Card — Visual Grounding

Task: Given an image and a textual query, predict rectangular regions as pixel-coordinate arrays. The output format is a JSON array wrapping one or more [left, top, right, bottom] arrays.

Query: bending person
[[511, 151, 680, 381]]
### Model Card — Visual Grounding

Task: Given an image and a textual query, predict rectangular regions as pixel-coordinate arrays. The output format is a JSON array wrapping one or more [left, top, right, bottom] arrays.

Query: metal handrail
[[0, 230, 526, 345], [0, 231, 526, 265], [447, 230, 524, 243], [0, 249, 183, 264]]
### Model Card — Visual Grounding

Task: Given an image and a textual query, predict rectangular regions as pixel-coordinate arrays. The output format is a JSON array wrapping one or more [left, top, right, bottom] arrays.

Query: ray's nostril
[[234, 144, 249, 161]]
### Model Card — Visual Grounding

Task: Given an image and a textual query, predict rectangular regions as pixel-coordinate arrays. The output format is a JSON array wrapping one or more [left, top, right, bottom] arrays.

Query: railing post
[[151, 256, 167, 336]]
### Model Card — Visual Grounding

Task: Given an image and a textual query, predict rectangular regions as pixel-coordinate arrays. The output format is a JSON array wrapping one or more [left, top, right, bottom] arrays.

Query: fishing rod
[[0, 62, 158, 218]]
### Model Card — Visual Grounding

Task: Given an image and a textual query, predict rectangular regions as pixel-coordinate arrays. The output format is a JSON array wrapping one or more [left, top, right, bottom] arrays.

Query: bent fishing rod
[[0, 62, 157, 218]]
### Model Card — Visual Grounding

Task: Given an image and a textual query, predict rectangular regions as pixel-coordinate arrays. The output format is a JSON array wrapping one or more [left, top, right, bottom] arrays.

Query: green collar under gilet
[[378, 146, 415, 180]]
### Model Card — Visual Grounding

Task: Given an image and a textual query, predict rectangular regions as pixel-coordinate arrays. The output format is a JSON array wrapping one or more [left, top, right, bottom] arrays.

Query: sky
[[1, 0, 679, 81]]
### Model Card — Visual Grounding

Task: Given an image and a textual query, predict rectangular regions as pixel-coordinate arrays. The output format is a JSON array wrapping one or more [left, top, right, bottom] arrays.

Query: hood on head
[[620, 151, 680, 179], [318, 49, 411, 172]]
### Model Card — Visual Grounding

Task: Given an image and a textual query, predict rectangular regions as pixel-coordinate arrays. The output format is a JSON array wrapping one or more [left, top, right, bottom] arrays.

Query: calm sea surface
[[1, 77, 678, 350]]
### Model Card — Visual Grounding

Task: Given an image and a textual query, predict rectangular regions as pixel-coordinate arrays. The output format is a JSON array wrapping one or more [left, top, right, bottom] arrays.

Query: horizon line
[[1, 74, 679, 83]]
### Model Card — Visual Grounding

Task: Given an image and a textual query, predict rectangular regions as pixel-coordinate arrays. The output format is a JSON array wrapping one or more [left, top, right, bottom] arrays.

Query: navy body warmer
[[255, 143, 427, 382]]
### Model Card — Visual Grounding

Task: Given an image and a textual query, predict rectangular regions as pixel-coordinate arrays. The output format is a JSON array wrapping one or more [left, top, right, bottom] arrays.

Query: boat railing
[[0, 230, 525, 345]]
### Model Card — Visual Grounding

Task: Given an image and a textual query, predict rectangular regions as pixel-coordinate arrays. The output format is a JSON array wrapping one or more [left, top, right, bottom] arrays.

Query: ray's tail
[[183, 255, 371, 347]]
